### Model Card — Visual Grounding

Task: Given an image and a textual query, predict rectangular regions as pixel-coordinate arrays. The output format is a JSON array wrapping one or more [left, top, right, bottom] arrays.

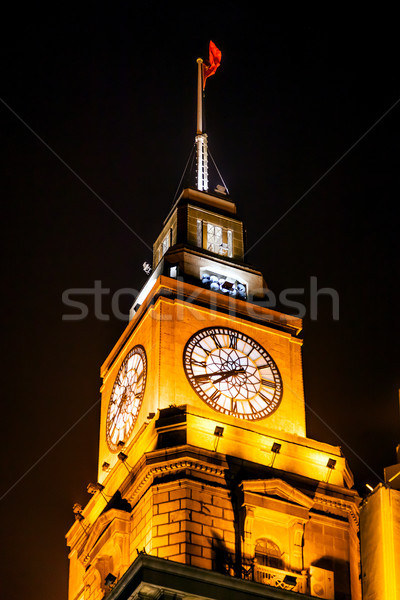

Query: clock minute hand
[[194, 369, 245, 383], [212, 368, 245, 383], [111, 388, 129, 427]]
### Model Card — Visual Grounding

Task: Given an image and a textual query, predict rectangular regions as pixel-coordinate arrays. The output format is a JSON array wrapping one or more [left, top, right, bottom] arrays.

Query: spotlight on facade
[[327, 458, 337, 469], [269, 442, 282, 467], [325, 458, 337, 483], [105, 573, 117, 587], [118, 451, 131, 472], [213, 426, 224, 452], [366, 483, 374, 492], [214, 426, 224, 437], [72, 503, 84, 521], [87, 482, 105, 495]]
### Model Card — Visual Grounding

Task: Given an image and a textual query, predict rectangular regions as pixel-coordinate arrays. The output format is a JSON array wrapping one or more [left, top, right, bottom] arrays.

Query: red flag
[[203, 41, 221, 89]]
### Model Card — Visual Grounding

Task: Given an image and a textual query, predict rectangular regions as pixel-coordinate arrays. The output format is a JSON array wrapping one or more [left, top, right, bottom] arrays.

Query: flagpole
[[196, 58, 203, 134], [195, 57, 208, 191]]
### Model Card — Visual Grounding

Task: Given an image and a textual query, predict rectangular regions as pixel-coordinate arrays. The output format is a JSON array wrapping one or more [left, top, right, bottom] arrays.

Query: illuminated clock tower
[[66, 46, 362, 600]]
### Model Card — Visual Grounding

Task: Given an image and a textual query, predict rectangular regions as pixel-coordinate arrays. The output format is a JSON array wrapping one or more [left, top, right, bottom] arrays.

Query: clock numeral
[[192, 359, 207, 368], [261, 378, 276, 389], [210, 334, 222, 348], [198, 344, 211, 355], [229, 333, 238, 349], [209, 389, 221, 404], [194, 373, 210, 383], [231, 399, 237, 413], [248, 401, 258, 414], [258, 390, 272, 403]]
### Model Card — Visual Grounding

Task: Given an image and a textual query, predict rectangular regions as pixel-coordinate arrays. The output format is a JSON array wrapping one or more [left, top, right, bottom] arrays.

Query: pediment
[[79, 508, 130, 565], [241, 478, 314, 510]]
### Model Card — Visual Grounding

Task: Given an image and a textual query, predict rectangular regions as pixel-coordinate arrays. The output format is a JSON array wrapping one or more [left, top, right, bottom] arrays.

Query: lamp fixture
[[214, 426, 224, 437], [87, 482, 109, 502], [72, 503, 83, 516], [87, 482, 105, 495], [118, 451, 131, 472], [72, 502, 85, 521], [213, 426, 224, 451], [105, 572, 117, 587], [325, 458, 337, 483], [72, 503, 88, 534], [269, 442, 282, 467], [271, 442, 281, 454]]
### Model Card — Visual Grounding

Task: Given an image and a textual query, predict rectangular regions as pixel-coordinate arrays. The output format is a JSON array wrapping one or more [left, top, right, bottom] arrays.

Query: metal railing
[[254, 564, 308, 593]]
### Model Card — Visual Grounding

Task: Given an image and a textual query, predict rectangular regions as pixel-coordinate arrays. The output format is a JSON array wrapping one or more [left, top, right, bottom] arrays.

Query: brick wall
[[143, 479, 235, 570]]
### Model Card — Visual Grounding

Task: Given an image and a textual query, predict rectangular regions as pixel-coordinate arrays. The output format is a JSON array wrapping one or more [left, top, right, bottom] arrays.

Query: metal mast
[[195, 57, 208, 192]]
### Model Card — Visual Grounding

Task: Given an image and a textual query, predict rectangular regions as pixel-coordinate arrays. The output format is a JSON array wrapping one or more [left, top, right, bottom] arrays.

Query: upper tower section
[[131, 42, 266, 318], [154, 186, 241, 268], [151, 186, 265, 303]]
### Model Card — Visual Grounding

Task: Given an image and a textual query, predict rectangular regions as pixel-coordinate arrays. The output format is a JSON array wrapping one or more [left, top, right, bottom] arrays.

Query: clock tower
[[66, 46, 362, 600]]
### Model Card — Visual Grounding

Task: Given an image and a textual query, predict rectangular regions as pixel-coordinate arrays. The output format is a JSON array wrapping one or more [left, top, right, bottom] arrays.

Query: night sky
[[1, 9, 399, 600]]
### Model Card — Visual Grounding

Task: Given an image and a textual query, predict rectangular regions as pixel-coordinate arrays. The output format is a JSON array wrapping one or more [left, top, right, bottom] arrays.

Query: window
[[162, 231, 170, 256], [196, 220, 233, 257], [255, 539, 283, 570], [158, 229, 171, 263]]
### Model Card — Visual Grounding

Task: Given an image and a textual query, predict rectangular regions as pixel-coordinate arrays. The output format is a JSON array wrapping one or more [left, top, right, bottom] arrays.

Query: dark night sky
[[1, 8, 399, 600]]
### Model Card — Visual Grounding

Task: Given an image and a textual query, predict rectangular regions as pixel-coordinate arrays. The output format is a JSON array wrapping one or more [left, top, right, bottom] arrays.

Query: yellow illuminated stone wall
[[360, 484, 400, 599], [97, 281, 306, 482], [66, 275, 361, 600]]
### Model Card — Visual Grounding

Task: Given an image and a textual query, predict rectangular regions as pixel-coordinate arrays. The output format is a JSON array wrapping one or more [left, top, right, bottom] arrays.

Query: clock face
[[183, 327, 283, 420], [106, 345, 147, 452]]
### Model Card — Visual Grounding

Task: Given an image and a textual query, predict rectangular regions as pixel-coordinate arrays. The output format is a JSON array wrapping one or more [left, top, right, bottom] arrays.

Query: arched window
[[255, 538, 283, 569]]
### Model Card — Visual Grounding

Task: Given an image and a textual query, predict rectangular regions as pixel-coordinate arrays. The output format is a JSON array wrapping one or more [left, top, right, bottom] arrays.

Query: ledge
[[107, 553, 315, 600]]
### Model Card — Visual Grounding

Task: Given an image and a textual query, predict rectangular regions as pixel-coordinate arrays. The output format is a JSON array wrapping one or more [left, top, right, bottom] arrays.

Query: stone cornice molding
[[241, 478, 314, 510]]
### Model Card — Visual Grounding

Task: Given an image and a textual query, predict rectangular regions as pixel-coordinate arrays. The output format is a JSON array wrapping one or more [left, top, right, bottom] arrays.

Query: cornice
[[313, 491, 360, 525]]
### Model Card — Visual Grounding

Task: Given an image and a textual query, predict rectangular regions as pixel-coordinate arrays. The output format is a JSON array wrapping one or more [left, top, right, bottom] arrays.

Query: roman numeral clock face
[[106, 345, 147, 452], [183, 327, 283, 420]]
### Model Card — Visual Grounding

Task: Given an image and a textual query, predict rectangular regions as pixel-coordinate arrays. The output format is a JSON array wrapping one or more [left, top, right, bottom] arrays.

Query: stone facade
[[66, 188, 362, 600]]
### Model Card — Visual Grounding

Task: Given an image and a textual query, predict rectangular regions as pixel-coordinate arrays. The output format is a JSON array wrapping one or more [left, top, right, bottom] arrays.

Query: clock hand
[[212, 368, 246, 383], [111, 389, 129, 426], [194, 368, 245, 383]]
